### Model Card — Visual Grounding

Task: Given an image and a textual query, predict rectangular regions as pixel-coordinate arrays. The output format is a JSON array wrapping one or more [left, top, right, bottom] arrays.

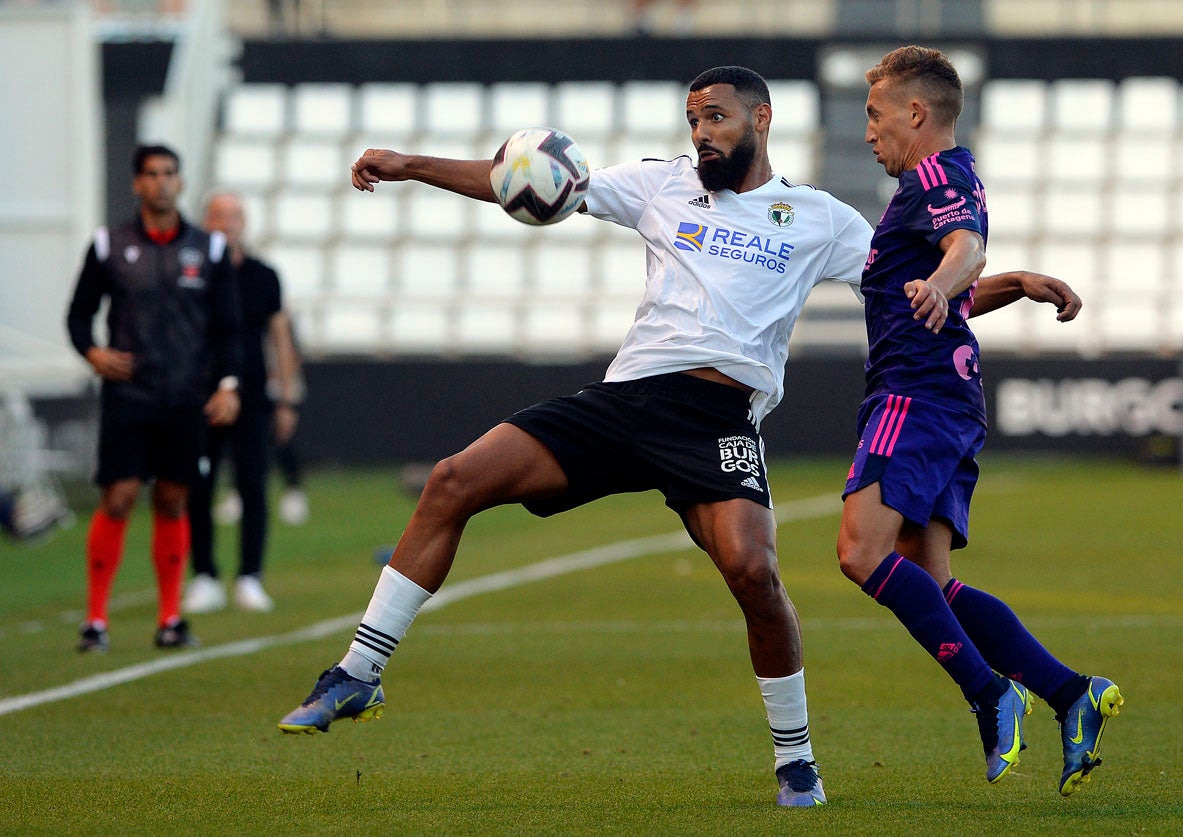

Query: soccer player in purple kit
[[835, 45, 1123, 796]]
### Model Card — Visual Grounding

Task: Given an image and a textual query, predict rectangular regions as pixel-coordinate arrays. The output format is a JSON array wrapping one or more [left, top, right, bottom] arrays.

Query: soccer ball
[[489, 128, 590, 225]]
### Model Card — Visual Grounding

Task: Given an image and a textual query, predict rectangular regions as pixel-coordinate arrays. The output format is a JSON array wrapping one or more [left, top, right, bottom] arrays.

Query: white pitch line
[[0, 494, 841, 718]]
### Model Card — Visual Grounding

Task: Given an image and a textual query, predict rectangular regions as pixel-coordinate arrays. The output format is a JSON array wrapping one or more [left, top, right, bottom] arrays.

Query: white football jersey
[[584, 155, 872, 423]]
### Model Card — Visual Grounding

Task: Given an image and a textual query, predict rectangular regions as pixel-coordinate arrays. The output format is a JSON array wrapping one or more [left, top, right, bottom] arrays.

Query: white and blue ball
[[489, 128, 590, 226]]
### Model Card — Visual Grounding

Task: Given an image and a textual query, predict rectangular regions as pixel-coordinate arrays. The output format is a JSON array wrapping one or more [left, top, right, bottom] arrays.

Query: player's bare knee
[[101, 496, 135, 520], [152, 483, 188, 518], [835, 534, 875, 585], [101, 485, 138, 519], [419, 455, 482, 517], [722, 554, 784, 611]]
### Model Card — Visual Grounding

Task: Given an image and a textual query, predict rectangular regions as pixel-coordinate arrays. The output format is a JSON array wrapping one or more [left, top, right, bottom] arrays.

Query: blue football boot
[[278, 666, 385, 734], [973, 677, 1033, 783], [1059, 675, 1123, 797]]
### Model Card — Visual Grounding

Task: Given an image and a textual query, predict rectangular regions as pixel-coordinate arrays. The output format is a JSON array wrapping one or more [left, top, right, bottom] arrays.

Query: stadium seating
[[620, 80, 686, 139], [389, 301, 452, 353], [422, 82, 485, 138], [320, 301, 387, 351], [1050, 78, 1115, 134], [339, 191, 401, 241], [204, 74, 1183, 359], [329, 244, 393, 300], [214, 138, 278, 190], [453, 300, 519, 353], [357, 82, 420, 140], [221, 83, 288, 137], [272, 192, 336, 242], [493, 82, 549, 128], [553, 82, 618, 141], [974, 75, 1182, 354], [396, 244, 462, 299], [281, 139, 347, 189], [290, 83, 354, 139]]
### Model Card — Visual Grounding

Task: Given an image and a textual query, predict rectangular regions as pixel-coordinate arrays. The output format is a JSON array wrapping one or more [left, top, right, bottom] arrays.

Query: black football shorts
[[504, 372, 772, 518], [95, 393, 205, 486]]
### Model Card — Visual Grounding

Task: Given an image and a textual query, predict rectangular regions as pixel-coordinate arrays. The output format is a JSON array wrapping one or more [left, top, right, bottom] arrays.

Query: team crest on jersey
[[124, 246, 140, 264], [178, 247, 205, 289], [767, 202, 794, 227]]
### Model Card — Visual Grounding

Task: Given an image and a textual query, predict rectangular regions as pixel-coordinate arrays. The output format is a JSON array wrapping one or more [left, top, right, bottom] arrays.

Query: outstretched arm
[[970, 271, 1082, 321], [351, 148, 496, 202]]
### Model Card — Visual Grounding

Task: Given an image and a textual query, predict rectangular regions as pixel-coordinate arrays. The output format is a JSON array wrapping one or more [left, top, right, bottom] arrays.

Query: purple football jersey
[[861, 146, 988, 420]]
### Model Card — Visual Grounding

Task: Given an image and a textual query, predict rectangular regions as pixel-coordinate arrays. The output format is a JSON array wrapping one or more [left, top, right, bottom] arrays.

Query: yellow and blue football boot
[[1058, 675, 1123, 797], [278, 666, 385, 734]]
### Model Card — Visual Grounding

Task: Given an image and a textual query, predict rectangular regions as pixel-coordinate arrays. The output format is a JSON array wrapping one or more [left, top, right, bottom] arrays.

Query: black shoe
[[154, 618, 200, 649], [78, 623, 109, 653]]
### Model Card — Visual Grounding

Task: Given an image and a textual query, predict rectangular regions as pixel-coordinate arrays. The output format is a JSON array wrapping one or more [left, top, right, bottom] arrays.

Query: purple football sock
[[943, 578, 1079, 703], [863, 553, 997, 702]]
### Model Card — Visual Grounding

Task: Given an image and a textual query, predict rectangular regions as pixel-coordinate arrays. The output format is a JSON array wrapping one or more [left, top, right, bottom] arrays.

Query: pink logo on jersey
[[953, 345, 979, 381], [927, 195, 966, 215]]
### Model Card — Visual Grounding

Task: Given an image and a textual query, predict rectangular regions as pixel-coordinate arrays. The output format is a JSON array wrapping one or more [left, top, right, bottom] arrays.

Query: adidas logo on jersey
[[688, 194, 711, 208], [740, 476, 762, 491]]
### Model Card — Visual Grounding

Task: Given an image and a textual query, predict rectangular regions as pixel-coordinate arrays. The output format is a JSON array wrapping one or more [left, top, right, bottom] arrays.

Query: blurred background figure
[[269, 318, 310, 525], [0, 485, 65, 543], [214, 315, 309, 527], [0, 391, 73, 545], [266, 0, 323, 35], [66, 144, 241, 653], [185, 190, 301, 614], [631, 0, 695, 35]]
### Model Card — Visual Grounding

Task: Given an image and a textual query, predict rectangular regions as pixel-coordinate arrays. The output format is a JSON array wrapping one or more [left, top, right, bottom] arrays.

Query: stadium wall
[[235, 36, 1183, 85], [0, 3, 102, 393], [28, 355, 1181, 476], [292, 356, 1181, 465]]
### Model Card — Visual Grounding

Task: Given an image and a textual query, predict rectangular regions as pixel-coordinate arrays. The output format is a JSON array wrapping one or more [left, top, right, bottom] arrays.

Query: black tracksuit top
[[66, 216, 242, 408]]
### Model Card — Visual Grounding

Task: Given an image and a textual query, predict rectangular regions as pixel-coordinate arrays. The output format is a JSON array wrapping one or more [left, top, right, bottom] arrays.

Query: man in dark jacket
[[185, 190, 301, 614], [66, 144, 241, 652]]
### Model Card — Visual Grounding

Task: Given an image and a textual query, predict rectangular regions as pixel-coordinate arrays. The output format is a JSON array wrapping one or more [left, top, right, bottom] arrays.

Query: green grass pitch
[[1, 455, 1180, 834]]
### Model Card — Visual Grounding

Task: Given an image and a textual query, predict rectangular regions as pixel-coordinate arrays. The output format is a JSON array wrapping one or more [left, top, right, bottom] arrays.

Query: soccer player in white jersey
[[277, 65, 1079, 807]]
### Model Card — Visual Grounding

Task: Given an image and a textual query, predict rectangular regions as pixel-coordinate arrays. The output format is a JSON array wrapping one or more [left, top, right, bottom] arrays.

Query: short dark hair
[[132, 144, 181, 175], [688, 66, 771, 110], [865, 46, 963, 124]]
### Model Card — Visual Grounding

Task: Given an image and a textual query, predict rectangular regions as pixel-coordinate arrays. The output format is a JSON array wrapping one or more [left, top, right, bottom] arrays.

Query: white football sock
[[758, 669, 814, 769], [339, 566, 431, 680]]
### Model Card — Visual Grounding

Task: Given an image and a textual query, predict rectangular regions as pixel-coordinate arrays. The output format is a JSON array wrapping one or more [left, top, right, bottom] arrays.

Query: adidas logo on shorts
[[740, 476, 762, 491]]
